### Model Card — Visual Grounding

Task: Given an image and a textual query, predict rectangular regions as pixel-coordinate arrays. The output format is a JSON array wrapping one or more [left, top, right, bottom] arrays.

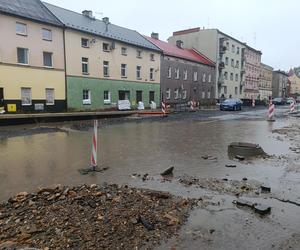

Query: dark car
[[220, 98, 243, 111], [272, 97, 285, 105]]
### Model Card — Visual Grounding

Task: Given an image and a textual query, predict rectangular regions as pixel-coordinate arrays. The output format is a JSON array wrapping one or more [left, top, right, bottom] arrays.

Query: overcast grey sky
[[45, 0, 299, 71]]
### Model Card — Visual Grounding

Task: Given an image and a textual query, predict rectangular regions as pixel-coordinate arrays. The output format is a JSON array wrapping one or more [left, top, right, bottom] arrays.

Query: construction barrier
[[161, 102, 166, 115], [252, 98, 255, 108], [290, 101, 295, 113], [268, 102, 275, 121], [90, 120, 98, 170]]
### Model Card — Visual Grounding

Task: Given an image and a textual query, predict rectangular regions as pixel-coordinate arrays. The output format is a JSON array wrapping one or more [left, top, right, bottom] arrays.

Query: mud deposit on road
[[0, 184, 197, 249]]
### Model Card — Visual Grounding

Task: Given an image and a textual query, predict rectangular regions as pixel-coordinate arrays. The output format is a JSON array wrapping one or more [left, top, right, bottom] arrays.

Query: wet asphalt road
[[0, 105, 299, 249]]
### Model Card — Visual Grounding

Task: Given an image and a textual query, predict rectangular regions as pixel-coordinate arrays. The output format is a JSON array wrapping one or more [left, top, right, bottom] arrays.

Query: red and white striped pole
[[190, 101, 194, 111], [90, 120, 98, 170], [290, 101, 295, 113], [268, 100, 275, 121], [161, 101, 166, 116], [252, 98, 255, 108]]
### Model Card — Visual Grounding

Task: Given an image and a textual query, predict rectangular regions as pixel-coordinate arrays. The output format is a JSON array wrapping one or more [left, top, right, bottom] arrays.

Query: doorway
[[0, 88, 4, 107], [118, 90, 130, 100]]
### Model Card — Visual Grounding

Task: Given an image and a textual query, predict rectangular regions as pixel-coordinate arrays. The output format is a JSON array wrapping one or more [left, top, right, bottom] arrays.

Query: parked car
[[220, 98, 243, 111], [296, 97, 300, 103], [286, 97, 295, 104], [272, 97, 285, 105]]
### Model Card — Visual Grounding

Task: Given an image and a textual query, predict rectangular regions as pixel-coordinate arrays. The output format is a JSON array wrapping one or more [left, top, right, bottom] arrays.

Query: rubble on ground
[[178, 175, 262, 196], [0, 184, 197, 249]]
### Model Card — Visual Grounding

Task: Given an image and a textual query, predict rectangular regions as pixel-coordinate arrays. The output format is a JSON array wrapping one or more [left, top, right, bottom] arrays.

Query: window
[[136, 66, 141, 79], [103, 43, 109, 51], [202, 73, 206, 82], [208, 74, 212, 83], [232, 44, 235, 53], [167, 67, 172, 78], [43, 52, 53, 67], [82, 89, 91, 104], [174, 88, 179, 99], [235, 87, 238, 95], [17, 48, 29, 64], [166, 88, 171, 100], [183, 69, 188, 80], [237, 47, 240, 55], [150, 53, 155, 61], [224, 86, 227, 94], [121, 64, 127, 77], [82, 57, 89, 74], [121, 47, 127, 55], [45, 88, 55, 105], [150, 68, 154, 81], [231, 59, 234, 67], [193, 71, 198, 81], [230, 73, 234, 81], [137, 50, 142, 58], [103, 61, 109, 77], [175, 68, 179, 79], [226, 42, 229, 50], [136, 90, 142, 103], [104, 91, 111, 104], [182, 89, 187, 99], [42, 28, 52, 41], [236, 60, 239, 68], [149, 91, 155, 103], [235, 74, 238, 82], [81, 38, 89, 48], [225, 57, 229, 65], [224, 71, 228, 80], [21, 88, 31, 105], [16, 22, 27, 35], [207, 91, 211, 99]]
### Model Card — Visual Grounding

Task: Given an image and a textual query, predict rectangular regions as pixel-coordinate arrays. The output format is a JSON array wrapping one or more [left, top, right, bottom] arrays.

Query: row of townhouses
[[0, 0, 289, 114]]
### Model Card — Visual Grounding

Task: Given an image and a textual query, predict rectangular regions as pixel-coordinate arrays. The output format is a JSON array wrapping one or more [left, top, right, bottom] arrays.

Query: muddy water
[[0, 117, 292, 201], [1, 112, 300, 249]]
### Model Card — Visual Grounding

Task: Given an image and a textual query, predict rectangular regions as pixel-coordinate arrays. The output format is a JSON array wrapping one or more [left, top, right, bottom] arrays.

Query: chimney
[[176, 40, 183, 49], [102, 17, 110, 24], [82, 10, 94, 19], [151, 32, 159, 40]]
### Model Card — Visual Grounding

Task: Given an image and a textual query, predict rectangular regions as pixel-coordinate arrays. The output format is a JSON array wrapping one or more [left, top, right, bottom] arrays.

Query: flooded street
[[1, 106, 300, 249]]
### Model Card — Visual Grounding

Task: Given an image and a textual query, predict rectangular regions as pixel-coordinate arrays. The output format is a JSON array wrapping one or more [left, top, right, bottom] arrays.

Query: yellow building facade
[[0, 7, 66, 113]]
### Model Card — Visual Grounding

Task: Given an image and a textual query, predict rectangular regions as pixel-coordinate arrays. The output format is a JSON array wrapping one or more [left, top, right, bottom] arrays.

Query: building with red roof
[[145, 33, 216, 106]]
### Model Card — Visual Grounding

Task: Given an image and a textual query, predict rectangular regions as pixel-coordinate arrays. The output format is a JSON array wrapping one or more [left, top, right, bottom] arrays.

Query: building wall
[[168, 29, 245, 100], [243, 47, 261, 100], [0, 14, 65, 69], [64, 29, 160, 83], [288, 68, 300, 95], [0, 14, 66, 113], [67, 76, 160, 110], [272, 71, 288, 98], [218, 33, 245, 100], [161, 55, 215, 105], [259, 63, 273, 100], [0, 64, 66, 112], [168, 29, 218, 63]]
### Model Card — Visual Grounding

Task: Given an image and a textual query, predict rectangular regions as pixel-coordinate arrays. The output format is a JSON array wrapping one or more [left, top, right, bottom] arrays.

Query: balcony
[[218, 76, 225, 86], [219, 45, 227, 55], [219, 62, 225, 71]]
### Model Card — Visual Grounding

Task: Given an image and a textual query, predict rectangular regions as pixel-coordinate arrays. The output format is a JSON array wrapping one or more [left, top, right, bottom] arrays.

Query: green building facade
[[67, 76, 160, 111]]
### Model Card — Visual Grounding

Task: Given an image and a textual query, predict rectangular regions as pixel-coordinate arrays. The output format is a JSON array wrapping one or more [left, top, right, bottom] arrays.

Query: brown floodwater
[[0, 109, 300, 249]]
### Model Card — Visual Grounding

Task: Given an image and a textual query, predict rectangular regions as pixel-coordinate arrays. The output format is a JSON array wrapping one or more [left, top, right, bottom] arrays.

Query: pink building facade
[[243, 46, 262, 100]]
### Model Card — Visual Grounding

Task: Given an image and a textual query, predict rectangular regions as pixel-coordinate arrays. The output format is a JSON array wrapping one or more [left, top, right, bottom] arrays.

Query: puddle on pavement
[[0, 119, 293, 201], [0, 114, 299, 249]]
